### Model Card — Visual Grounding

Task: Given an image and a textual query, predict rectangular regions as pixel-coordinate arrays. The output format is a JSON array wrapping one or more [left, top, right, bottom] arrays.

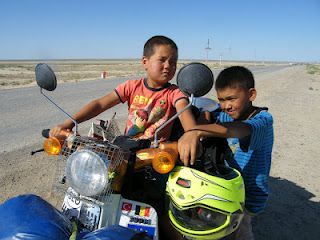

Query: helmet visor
[[169, 201, 227, 231]]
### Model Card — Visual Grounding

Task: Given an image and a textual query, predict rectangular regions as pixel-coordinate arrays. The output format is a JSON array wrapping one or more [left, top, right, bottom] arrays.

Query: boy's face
[[217, 85, 256, 120], [142, 44, 177, 88]]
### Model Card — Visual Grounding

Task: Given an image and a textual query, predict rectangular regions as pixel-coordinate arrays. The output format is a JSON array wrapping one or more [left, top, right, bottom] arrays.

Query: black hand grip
[[42, 129, 50, 138]]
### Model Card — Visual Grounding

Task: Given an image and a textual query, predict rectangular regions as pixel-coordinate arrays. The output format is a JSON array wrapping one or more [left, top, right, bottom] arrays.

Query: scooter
[[34, 62, 217, 239]]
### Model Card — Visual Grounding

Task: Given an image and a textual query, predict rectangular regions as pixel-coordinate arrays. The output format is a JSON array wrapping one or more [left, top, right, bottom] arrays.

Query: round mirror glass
[[35, 63, 57, 91], [176, 62, 214, 97]]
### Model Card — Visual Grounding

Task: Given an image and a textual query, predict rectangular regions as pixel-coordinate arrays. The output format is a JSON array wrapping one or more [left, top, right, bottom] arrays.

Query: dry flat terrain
[[1, 60, 320, 239], [0, 59, 282, 90], [0, 59, 146, 89]]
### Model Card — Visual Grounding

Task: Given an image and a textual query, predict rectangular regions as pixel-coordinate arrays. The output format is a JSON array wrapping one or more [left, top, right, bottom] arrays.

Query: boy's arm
[[175, 98, 197, 131], [49, 91, 121, 137], [178, 121, 252, 166]]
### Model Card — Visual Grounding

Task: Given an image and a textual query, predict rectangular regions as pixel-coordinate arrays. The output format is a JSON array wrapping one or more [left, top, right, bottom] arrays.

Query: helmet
[[165, 165, 245, 240]]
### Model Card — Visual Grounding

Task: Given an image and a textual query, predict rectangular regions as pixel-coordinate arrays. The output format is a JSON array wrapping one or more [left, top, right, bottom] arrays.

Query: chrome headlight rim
[[65, 148, 110, 197]]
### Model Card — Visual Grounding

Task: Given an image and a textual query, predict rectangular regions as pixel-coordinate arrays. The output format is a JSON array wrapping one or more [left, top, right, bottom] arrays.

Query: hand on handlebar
[[49, 124, 72, 137], [49, 118, 75, 137], [49, 125, 63, 137], [178, 130, 203, 166]]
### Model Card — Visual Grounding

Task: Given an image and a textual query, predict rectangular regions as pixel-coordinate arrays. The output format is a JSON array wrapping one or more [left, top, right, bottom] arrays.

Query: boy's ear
[[248, 88, 257, 101], [142, 56, 148, 69]]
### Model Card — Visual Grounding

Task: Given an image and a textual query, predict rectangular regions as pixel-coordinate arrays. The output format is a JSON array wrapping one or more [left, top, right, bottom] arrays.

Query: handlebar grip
[[42, 129, 50, 138]]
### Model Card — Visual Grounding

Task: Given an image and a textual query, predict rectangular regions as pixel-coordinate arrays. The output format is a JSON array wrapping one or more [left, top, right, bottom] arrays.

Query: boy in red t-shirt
[[49, 35, 196, 143], [50, 35, 192, 239]]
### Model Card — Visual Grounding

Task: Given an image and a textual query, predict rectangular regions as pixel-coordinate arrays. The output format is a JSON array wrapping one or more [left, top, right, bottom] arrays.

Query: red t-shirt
[[115, 78, 188, 142]]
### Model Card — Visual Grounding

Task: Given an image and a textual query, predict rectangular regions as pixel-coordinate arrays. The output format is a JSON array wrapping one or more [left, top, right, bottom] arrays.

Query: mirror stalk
[[153, 94, 194, 148], [40, 88, 78, 135]]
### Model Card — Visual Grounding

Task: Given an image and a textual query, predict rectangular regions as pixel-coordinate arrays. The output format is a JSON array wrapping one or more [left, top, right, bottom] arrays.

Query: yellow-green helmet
[[166, 165, 245, 240]]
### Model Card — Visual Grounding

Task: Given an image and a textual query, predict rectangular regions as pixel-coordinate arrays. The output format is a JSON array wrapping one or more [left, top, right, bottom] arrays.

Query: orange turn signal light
[[152, 150, 177, 174], [43, 137, 62, 155]]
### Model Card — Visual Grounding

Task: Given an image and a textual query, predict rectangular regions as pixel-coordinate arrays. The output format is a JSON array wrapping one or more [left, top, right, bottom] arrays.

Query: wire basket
[[53, 117, 126, 205]]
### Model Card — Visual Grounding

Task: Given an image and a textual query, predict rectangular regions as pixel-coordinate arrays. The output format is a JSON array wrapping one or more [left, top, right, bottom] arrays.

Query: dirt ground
[[0, 61, 320, 239]]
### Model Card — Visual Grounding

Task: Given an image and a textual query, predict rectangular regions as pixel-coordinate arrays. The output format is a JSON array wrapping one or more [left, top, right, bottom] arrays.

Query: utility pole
[[228, 41, 232, 61], [205, 39, 211, 63]]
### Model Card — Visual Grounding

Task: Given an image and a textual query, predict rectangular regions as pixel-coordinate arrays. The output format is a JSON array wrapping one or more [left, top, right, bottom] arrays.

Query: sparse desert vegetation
[[0, 59, 291, 90]]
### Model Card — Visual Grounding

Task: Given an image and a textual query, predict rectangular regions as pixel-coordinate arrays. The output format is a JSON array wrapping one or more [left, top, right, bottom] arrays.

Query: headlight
[[65, 148, 110, 196]]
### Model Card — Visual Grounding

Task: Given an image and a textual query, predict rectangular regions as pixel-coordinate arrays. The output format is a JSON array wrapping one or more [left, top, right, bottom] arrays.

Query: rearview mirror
[[177, 62, 214, 97], [35, 63, 57, 91], [35, 63, 79, 134]]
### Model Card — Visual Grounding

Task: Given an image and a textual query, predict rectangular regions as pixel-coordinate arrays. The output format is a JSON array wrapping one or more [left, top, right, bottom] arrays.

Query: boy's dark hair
[[143, 35, 178, 58], [215, 66, 255, 91]]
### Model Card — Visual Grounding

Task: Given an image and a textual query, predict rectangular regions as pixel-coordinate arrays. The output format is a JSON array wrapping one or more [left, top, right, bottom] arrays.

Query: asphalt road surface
[[0, 65, 290, 153]]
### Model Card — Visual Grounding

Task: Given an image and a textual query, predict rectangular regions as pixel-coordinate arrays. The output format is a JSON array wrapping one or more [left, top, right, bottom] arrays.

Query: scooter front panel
[[117, 198, 158, 240]]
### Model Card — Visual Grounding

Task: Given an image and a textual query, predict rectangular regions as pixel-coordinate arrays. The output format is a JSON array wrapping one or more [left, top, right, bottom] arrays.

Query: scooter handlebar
[[42, 129, 50, 138]]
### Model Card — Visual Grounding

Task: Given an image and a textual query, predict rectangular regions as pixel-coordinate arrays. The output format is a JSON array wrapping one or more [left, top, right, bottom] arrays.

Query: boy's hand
[[49, 125, 64, 137], [178, 130, 203, 166], [49, 123, 73, 137], [49, 119, 75, 137]]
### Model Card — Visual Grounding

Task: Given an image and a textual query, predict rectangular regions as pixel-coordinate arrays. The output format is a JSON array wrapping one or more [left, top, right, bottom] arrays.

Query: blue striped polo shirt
[[218, 110, 274, 214]]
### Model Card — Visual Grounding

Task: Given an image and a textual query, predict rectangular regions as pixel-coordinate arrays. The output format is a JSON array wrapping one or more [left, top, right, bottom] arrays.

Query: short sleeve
[[169, 85, 189, 107], [245, 111, 273, 150], [115, 79, 143, 103]]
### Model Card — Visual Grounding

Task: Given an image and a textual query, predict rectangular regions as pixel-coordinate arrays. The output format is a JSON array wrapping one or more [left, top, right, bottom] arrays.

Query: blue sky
[[1, 0, 319, 62]]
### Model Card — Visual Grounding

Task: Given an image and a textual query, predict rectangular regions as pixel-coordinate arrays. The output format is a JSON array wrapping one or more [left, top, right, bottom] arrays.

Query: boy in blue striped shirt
[[178, 66, 274, 240]]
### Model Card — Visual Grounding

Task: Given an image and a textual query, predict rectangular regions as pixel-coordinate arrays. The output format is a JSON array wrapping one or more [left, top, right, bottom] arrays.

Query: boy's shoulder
[[116, 78, 144, 90], [252, 107, 273, 120], [253, 107, 268, 115], [245, 108, 274, 132], [125, 78, 145, 85], [251, 107, 273, 121], [218, 107, 273, 123], [124, 78, 180, 91]]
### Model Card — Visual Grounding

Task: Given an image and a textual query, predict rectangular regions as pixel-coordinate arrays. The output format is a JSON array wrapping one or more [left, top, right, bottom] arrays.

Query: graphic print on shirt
[[126, 94, 169, 140], [127, 109, 149, 136], [228, 138, 240, 154]]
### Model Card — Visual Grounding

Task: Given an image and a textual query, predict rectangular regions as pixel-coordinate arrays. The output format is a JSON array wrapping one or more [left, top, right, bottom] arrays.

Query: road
[[0, 65, 290, 153]]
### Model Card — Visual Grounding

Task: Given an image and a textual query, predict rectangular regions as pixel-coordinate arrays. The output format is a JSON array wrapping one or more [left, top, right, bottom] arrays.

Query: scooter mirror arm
[[153, 94, 194, 148], [40, 88, 78, 135]]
